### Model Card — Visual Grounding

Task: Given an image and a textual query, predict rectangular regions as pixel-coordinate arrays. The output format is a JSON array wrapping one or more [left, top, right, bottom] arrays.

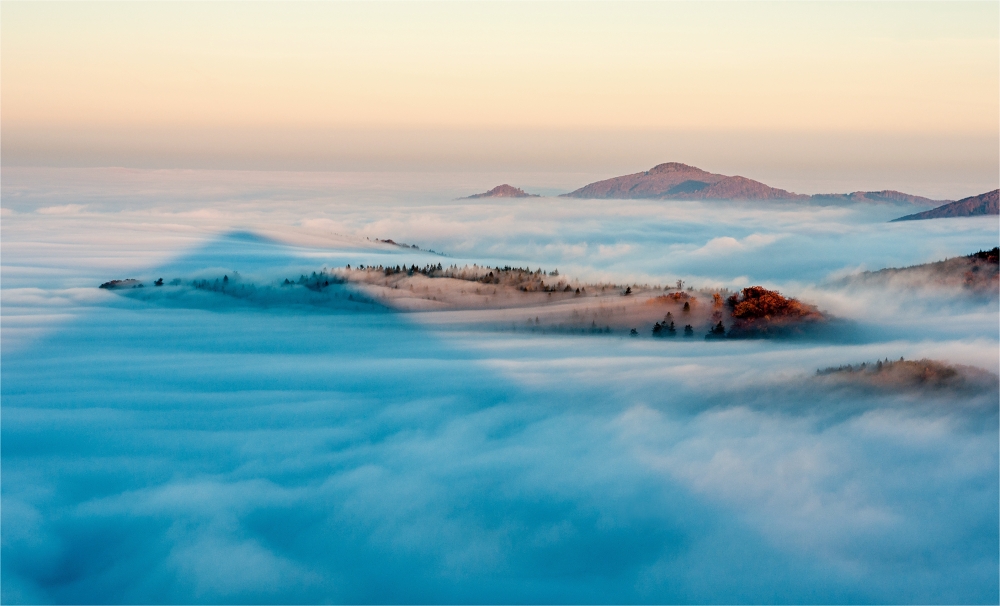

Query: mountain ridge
[[561, 162, 950, 205], [891, 190, 999, 221]]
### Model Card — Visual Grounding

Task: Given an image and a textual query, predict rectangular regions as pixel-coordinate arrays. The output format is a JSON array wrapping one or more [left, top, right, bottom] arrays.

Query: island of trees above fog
[[102, 262, 829, 340], [833, 247, 999, 295], [463, 162, 999, 216], [816, 358, 998, 396], [97, 254, 1000, 396], [332, 264, 828, 339], [100, 245, 997, 345]]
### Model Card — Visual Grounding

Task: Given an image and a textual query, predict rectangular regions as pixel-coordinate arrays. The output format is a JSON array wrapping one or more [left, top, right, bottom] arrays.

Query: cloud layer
[[2, 169, 997, 603]]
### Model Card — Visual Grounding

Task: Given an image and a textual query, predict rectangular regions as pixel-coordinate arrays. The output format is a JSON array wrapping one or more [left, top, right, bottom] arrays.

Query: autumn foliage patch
[[725, 286, 825, 337], [728, 287, 820, 320]]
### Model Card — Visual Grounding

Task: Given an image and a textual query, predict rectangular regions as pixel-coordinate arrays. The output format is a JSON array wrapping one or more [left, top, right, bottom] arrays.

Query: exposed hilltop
[[335, 265, 828, 340], [101, 262, 830, 341], [833, 247, 999, 296], [463, 184, 539, 199], [891, 189, 999, 221], [561, 162, 948, 205], [817, 358, 998, 395]]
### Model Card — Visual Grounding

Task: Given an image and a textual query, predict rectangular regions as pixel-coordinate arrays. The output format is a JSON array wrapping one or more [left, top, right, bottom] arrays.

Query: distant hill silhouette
[[561, 162, 803, 201], [561, 162, 948, 205], [891, 189, 999, 221], [463, 184, 539, 199], [810, 190, 945, 205]]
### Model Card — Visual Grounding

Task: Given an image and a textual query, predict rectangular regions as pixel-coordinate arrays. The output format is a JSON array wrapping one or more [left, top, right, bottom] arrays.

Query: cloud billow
[[1, 171, 998, 604], [3, 291, 997, 603]]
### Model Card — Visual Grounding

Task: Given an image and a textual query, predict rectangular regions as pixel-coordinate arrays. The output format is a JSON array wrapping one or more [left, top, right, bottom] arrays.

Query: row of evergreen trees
[[649, 318, 726, 338]]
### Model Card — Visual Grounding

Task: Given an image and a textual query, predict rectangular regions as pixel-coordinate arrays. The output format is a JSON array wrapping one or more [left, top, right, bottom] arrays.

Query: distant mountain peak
[[647, 162, 700, 174], [562, 162, 950, 205], [562, 162, 802, 201], [463, 184, 539, 199]]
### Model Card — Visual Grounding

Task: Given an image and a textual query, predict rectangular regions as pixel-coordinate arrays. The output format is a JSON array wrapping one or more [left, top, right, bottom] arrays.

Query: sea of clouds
[[2, 167, 998, 603]]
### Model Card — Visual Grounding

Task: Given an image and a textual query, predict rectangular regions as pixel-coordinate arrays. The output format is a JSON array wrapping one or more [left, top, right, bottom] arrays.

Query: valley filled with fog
[[2, 167, 998, 603]]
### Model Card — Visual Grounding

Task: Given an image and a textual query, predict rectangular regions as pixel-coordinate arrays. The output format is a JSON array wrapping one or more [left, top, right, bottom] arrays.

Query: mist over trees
[[833, 247, 1000, 295], [97, 262, 834, 342]]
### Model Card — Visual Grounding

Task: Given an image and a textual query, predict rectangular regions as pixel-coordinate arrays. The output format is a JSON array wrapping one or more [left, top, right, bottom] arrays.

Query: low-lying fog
[[2, 168, 997, 603]]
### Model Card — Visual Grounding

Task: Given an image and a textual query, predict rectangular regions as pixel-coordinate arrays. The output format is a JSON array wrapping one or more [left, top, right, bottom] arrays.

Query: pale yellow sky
[[2, 1, 998, 191]]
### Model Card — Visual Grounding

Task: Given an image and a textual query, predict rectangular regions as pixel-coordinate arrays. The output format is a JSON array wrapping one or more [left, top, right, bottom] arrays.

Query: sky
[[2, 1, 998, 195]]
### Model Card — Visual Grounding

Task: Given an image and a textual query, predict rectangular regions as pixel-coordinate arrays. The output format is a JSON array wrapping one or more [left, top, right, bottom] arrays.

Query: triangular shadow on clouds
[[0, 230, 927, 605]]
